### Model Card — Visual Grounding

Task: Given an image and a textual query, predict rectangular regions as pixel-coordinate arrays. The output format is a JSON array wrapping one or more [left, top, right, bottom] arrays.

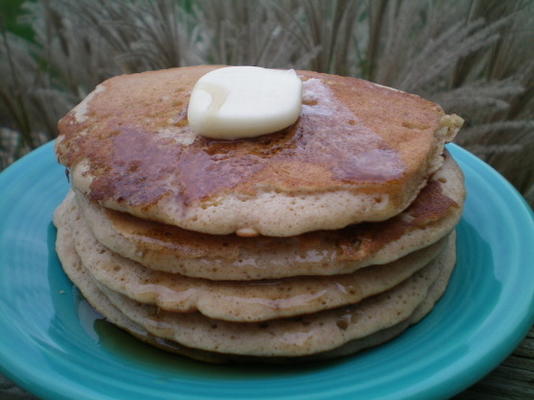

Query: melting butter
[[187, 66, 302, 139]]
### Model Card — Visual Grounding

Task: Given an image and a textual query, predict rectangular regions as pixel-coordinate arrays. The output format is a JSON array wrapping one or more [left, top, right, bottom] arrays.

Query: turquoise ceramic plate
[[0, 142, 533, 400]]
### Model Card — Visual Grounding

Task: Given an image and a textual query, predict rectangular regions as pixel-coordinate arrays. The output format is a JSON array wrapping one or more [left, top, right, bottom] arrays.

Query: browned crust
[[96, 153, 459, 264], [56, 66, 453, 218]]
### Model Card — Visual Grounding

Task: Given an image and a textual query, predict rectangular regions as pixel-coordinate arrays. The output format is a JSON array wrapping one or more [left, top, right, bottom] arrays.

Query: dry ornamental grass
[[0, 0, 533, 204]]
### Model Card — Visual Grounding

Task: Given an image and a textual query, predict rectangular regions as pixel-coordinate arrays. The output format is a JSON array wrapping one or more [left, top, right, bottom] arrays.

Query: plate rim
[[0, 142, 533, 400]]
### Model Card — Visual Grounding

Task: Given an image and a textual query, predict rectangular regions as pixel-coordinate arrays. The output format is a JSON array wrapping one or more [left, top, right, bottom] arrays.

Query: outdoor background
[[0, 1, 533, 399], [1, 0, 533, 205]]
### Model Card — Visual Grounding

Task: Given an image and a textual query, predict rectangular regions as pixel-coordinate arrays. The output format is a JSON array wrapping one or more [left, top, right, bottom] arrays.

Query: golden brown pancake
[[55, 191, 450, 322], [75, 152, 464, 280], [56, 66, 463, 236], [54, 211, 456, 358], [54, 221, 453, 363]]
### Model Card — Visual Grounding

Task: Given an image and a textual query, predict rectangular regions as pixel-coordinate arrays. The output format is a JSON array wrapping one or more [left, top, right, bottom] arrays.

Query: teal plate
[[0, 142, 533, 400]]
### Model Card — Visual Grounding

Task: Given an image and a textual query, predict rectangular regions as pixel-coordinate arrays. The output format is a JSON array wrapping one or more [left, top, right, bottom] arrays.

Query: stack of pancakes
[[53, 66, 465, 362]]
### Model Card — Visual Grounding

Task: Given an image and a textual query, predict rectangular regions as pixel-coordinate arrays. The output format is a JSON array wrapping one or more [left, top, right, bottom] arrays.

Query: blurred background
[[0, 2, 533, 399], [0, 0, 533, 205]]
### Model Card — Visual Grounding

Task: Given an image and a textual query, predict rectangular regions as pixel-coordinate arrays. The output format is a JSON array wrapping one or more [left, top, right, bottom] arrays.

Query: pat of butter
[[187, 66, 302, 139]]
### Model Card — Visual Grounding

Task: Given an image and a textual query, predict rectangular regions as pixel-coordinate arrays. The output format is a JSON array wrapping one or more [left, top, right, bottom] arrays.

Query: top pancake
[[56, 65, 463, 236]]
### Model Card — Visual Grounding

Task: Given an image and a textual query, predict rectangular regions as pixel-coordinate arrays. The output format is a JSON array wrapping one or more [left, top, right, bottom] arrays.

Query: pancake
[[51, 213, 455, 359], [55, 191, 450, 321], [95, 239, 455, 357], [55, 222, 454, 363], [56, 65, 463, 237], [55, 212, 455, 357], [75, 153, 464, 280]]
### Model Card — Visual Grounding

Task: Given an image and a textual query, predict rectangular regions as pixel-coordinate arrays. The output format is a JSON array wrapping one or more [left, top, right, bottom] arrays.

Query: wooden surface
[[1, 326, 532, 400], [455, 325, 534, 400]]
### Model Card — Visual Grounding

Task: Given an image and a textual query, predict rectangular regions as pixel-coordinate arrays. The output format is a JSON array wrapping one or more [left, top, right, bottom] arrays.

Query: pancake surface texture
[[54, 211, 456, 357], [75, 153, 464, 280], [56, 66, 463, 236], [55, 192, 449, 322], [53, 65, 465, 363], [54, 222, 455, 363]]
